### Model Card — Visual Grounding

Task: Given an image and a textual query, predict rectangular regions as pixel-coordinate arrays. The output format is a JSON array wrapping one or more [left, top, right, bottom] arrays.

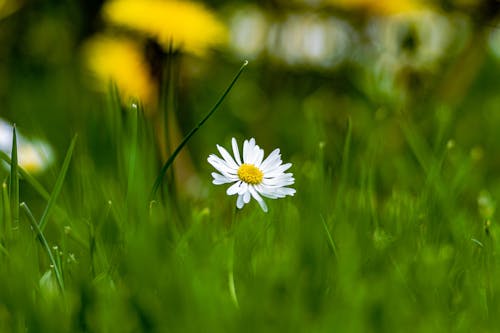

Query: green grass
[[0, 87, 498, 332], [1, 13, 500, 329]]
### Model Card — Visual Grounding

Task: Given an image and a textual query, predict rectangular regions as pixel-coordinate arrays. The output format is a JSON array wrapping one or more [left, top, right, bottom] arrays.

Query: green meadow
[[1, 1, 500, 332]]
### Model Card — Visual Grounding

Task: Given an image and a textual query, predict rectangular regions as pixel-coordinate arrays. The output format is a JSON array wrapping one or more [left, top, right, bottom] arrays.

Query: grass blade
[[2, 182, 11, 240], [320, 214, 338, 259], [9, 125, 19, 227], [0, 242, 8, 256], [335, 118, 352, 213], [39, 135, 77, 232], [400, 120, 432, 175], [20, 202, 64, 292], [340, 117, 352, 186], [0, 151, 70, 223], [126, 103, 139, 201], [0, 151, 50, 200], [150, 60, 249, 199]]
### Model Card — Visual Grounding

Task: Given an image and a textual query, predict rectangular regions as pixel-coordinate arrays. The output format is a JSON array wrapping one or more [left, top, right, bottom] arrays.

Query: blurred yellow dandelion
[[0, 0, 23, 20], [102, 0, 227, 56], [82, 35, 156, 106], [326, 0, 426, 15]]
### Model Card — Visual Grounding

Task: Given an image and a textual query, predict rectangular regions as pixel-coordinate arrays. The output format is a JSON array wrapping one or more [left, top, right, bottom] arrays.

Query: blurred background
[[0, 0, 499, 200]]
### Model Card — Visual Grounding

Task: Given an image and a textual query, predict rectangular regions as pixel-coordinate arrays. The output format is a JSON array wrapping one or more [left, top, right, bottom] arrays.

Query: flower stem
[[228, 209, 239, 308], [150, 60, 249, 199]]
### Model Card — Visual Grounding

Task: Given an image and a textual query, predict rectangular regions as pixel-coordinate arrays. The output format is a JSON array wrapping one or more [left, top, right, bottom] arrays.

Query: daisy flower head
[[208, 138, 295, 212]]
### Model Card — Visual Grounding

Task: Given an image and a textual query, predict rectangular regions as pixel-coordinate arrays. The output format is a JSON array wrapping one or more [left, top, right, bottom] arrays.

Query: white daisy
[[208, 137, 295, 212], [0, 119, 54, 173]]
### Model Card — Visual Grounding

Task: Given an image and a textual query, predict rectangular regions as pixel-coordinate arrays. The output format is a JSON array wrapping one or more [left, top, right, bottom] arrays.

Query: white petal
[[207, 154, 224, 167], [236, 194, 245, 209], [264, 163, 292, 177], [231, 138, 242, 165], [220, 172, 239, 182], [260, 148, 280, 170], [212, 172, 238, 183], [253, 146, 262, 164], [252, 146, 264, 167], [256, 186, 279, 199], [238, 182, 248, 195], [263, 181, 294, 188], [243, 138, 256, 163], [209, 156, 238, 175], [265, 173, 294, 182], [217, 144, 239, 169], [268, 162, 292, 173], [256, 184, 286, 198], [249, 185, 268, 212], [263, 175, 295, 187], [209, 164, 238, 180], [208, 155, 237, 174], [277, 187, 296, 196], [227, 181, 242, 195], [211, 172, 234, 185], [243, 191, 251, 203], [259, 184, 296, 198], [242, 139, 250, 163]]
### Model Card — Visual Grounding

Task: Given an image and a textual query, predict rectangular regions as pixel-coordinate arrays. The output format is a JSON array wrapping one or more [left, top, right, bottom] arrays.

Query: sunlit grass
[[1, 41, 500, 333], [0, 88, 497, 332]]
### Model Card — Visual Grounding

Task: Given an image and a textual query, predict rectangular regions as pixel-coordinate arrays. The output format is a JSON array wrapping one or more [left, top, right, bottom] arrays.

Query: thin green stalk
[[150, 60, 249, 199], [162, 47, 178, 161], [400, 120, 432, 175], [162, 51, 180, 202], [320, 214, 338, 259], [227, 206, 239, 308], [2, 182, 11, 240], [228, 233, 239, 308], [64, 226, 88, 250], [0, 242, 8, 256], [0, 151, 70, 223], [54, 245, 63, 279], [334, 118, 352, 216], [89, 219, 97, 278], [126, 104, 139, 201], [10, 125, 19, 227], [340, 117, 352, 187], [39, 135, 77, 232], [21, 202, 64, 292]]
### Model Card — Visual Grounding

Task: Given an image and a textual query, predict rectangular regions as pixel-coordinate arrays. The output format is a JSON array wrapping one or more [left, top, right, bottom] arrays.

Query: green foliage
[[1, 102, 499, 331], [1, 2, 500, 332]]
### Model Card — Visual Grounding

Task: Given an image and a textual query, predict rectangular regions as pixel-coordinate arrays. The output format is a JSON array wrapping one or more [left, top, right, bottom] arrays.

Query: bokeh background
[[1, 0, 500, 331]]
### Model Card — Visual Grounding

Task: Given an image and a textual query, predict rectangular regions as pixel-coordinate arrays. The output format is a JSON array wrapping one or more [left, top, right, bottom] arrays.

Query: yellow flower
[[82, 35, 156, 106], [326, 0, 426, 15], [0, 0, 23, 20], [102, 0, 228, 56]]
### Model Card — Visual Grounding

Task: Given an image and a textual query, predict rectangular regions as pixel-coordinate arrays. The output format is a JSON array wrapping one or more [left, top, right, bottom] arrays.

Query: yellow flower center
[[237, 163, 263, 185]]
